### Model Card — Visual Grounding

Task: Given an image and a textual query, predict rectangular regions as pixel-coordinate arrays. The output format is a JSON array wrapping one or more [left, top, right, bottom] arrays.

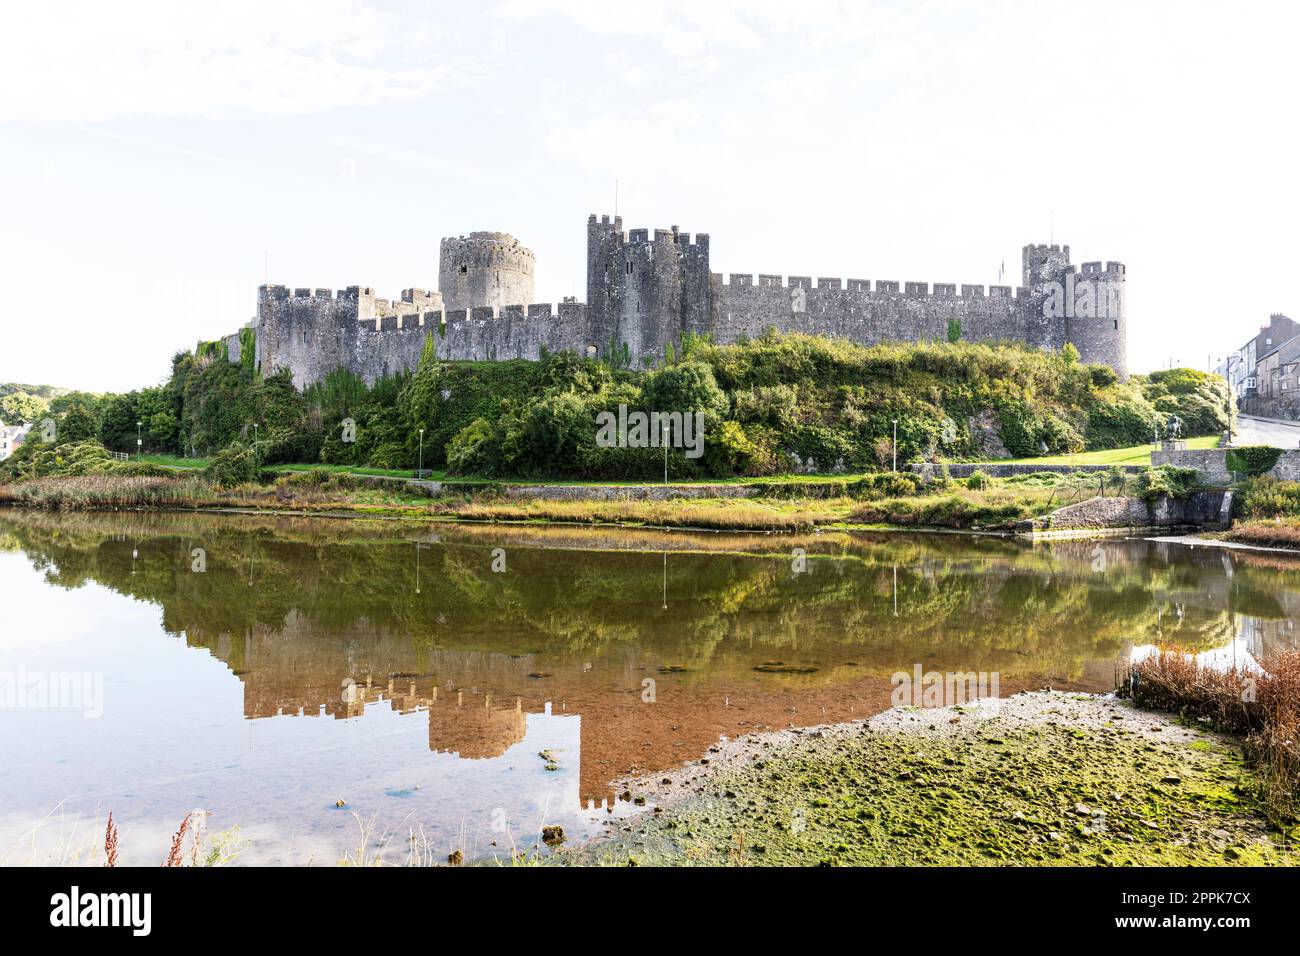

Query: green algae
[[568, 696, 1296, 867]]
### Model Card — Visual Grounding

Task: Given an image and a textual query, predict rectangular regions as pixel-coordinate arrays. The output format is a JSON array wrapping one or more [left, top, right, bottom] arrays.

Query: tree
[[57, 400, 101, 443], [1062, 342, 1080, 365], [0, 391, 47, 424]]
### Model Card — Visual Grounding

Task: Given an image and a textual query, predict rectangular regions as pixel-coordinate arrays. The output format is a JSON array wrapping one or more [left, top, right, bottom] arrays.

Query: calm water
[[1, 510, 1297, 865]]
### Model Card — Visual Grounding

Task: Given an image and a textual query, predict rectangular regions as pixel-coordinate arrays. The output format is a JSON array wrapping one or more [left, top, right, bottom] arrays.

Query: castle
[[223, 213, 1128, 386]]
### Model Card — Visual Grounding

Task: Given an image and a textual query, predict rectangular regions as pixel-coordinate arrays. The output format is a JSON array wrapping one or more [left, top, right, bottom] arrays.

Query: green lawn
[[139, 455, 441, 480], [139, 454, 207, 469], [137, 434, 1221, 485], [988, 433, 1220, 466]]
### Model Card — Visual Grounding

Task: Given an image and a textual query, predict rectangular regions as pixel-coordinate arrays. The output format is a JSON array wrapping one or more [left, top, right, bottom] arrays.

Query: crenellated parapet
[[227, 212, 1129, 388]]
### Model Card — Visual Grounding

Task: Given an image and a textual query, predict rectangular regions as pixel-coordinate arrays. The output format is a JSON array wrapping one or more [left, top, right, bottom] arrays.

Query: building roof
[[1257, 333, 1300, 365]]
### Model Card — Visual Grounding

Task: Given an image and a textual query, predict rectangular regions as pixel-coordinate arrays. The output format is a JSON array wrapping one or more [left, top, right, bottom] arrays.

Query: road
[[1234, 414, 1300, 448]]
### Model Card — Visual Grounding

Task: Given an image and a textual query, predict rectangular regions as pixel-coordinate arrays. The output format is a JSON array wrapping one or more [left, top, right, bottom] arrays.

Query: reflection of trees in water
[[4, 511, 1299, 680]]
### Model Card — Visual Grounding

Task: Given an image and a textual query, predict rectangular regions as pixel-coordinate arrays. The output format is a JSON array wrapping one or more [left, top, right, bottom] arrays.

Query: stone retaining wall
[[1016, 491, 1227, 538], [1151, 447, 1300, 484], [909, 462, 1146, 479]]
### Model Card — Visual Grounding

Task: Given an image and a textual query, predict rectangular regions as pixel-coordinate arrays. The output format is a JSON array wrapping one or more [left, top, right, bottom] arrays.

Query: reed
[[1121, 648, 1300, 828]]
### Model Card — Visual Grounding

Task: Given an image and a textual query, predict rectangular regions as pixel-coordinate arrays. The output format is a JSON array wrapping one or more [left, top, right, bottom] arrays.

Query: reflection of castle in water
[[230, 612, 532, 760], [9, 511, 1300, 803]]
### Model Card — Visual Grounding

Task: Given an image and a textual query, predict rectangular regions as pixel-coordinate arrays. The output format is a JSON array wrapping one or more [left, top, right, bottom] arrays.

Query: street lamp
[[252, 422, 259, 458], [418, 428, 425, 478], [662, 418, 669, 485], [892, 419, 898, 473], [136, 420, 142, 458]]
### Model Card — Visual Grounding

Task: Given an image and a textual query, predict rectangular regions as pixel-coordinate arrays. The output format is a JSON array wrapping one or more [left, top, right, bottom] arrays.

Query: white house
[[0, 419, 32, 461]]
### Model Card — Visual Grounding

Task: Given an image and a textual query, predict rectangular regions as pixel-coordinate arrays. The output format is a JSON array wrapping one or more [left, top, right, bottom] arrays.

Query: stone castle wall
[[232, 214, 1128, 387]]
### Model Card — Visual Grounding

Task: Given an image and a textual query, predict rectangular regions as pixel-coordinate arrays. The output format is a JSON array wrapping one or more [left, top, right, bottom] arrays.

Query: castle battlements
[[713, 273, 1033, 299], [229, 211, 1128, 387]]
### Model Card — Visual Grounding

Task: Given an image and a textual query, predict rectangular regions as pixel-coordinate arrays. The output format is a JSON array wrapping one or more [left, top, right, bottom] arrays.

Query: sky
[[1, 0, 1297, 392]]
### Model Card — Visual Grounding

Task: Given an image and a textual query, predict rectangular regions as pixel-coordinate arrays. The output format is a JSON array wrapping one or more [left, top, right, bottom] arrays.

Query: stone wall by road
[[1151, 447, 1300, 484]]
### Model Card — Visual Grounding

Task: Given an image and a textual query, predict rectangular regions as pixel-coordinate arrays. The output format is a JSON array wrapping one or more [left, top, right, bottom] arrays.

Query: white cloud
[[0, 0, 462, 121], [495, 0, 763, 57]]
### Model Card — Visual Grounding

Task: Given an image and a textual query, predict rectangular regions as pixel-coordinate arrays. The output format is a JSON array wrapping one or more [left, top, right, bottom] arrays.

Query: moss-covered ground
[[562, 691, 1295, 866]]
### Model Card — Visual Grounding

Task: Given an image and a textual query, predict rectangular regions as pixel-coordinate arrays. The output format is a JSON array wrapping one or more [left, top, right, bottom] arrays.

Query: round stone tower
[[438, 231, 535, 312]]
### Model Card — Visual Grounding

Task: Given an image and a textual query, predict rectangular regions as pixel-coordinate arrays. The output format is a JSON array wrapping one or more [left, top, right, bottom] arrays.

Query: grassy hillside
[[1, 333, 1232, 483]]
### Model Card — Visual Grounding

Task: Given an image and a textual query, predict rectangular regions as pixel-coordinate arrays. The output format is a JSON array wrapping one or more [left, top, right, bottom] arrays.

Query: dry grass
[[1121, 648, 1300, 828], [848, 487, 1059, 529], [0, 475, 215, 510], [1225, 518, 1300, 550], [436, 497, 834, 531]]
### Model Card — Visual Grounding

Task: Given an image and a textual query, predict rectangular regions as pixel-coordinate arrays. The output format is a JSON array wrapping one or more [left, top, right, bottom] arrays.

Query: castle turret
[[1022, 243, 1127, 379], [1022, 243, 1071, 286], [1067, 260, 1128, 379], [585, 214, 710, 367], [438, 231, 535, 312]]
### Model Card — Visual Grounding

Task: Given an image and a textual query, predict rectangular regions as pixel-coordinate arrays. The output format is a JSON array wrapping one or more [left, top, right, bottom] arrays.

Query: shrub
[[1225, 445, 1282, 478], [1135, 465, 1198, 501], [445, 418, 500, 476], [642, 361, 729, 425], [500, 393, 594, 476], [1086, 389, 1160, 448], [204, 442, 260, 487], [965, 469, 990, 490], [1234, 477, 1300, 519]]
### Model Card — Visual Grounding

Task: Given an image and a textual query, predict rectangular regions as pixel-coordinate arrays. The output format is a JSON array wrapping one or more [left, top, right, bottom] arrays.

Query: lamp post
[[252, 422, 259, 460], [662, 418, 669, 485], [136, 420, 142, 459], [892, 419, 898, 473], [418, 428, 425, 478]]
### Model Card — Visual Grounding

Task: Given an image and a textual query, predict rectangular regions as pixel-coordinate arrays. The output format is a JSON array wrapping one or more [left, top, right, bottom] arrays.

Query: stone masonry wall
[[1019, 491, 1227, 534], [1151, 447, 1300, 484], [239, 214, 1129, 388]]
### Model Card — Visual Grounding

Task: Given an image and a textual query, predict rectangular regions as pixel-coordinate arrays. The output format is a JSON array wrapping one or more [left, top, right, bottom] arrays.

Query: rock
[[541, 825, 565, 846], [1161, 775, 1181, 785], [334, 799, 347, 808]]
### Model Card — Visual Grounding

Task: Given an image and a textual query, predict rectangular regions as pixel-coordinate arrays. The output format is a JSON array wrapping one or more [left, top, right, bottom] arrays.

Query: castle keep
[[226, 214, 1127, 386]]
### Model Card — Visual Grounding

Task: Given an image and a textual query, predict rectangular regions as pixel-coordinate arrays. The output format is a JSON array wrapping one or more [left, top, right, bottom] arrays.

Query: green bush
[[1086, 389, 1160, 448], [445, 418, 501, 476], [965, 469, 990, 490], [1135, 465, 1198, 501], [1225, 445, 1282, 478], [1235, 477, 1300, 519], [204, 442, 260, 487]]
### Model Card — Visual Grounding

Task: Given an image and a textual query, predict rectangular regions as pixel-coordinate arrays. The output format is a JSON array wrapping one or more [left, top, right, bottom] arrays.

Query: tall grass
[[1225, 519, 1300, 550], [0, 475, 214, 510], [1121, 649, 1300, 828]]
